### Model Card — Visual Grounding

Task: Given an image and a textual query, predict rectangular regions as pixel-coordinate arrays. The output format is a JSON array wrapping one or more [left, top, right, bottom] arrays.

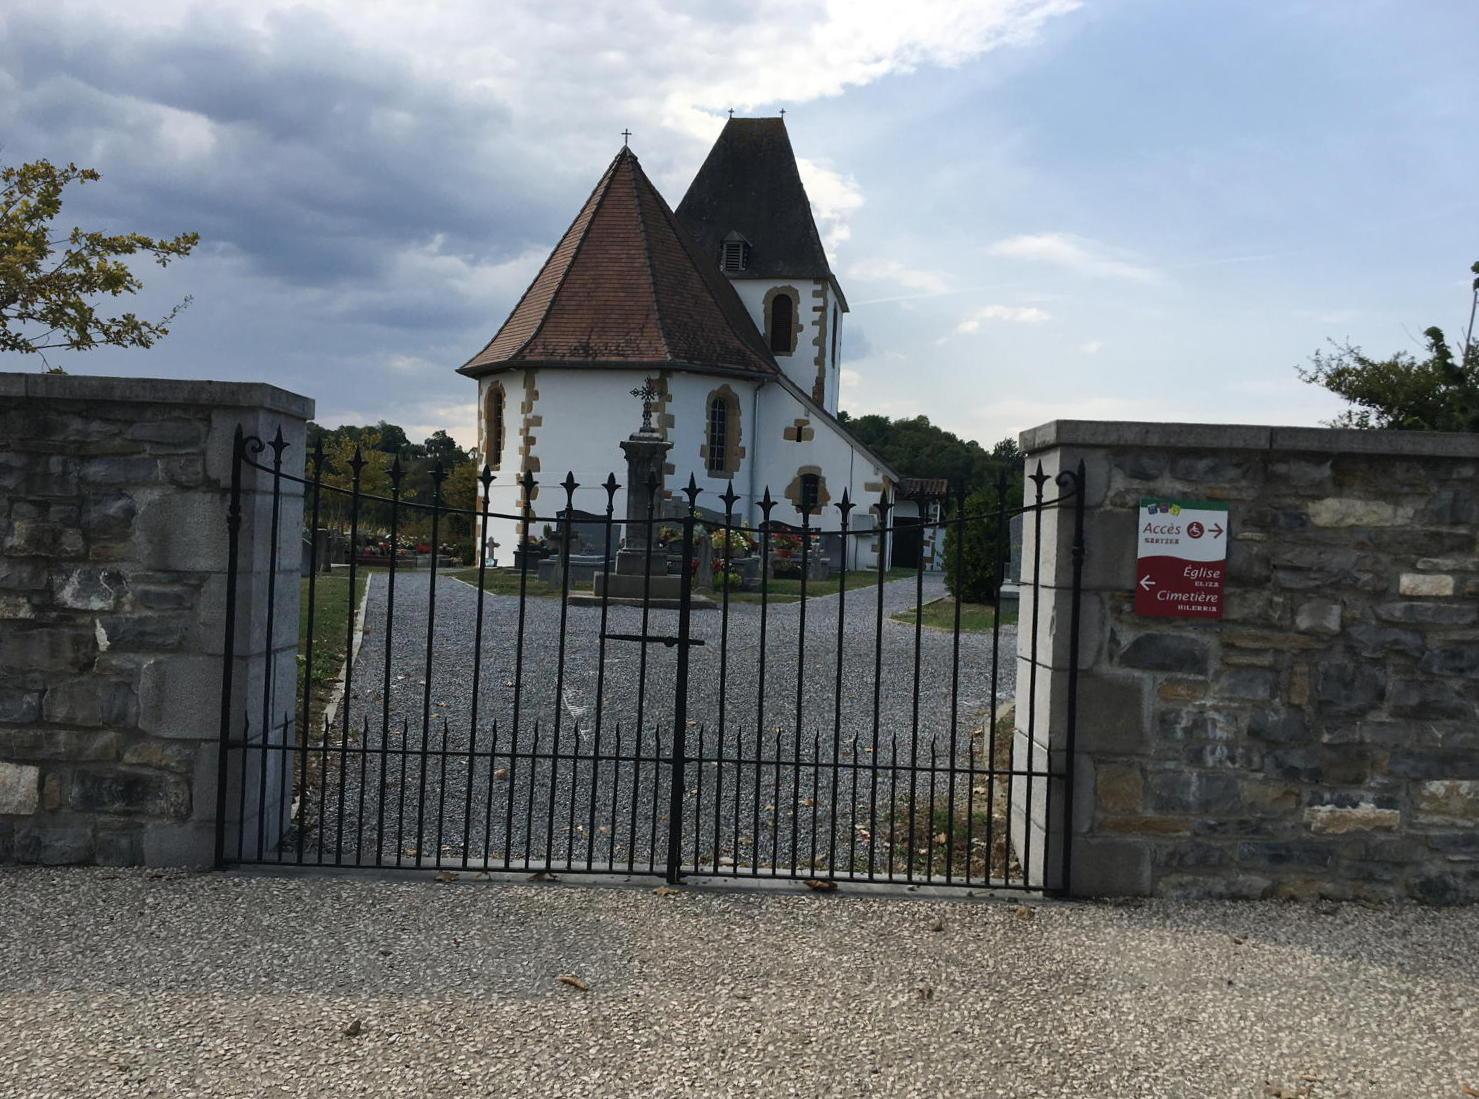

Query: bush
[[942, 467, 1022, 604]]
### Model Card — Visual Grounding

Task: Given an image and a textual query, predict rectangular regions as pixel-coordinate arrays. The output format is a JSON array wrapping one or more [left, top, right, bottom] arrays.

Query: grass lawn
[[297, 573, 367, 735], [445, 566, 559, 597], [889, 596, 1017, 632]]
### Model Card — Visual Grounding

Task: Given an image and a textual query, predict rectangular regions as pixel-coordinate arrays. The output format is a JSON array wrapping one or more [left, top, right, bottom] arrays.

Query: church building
[[459, 117, 906, 569]]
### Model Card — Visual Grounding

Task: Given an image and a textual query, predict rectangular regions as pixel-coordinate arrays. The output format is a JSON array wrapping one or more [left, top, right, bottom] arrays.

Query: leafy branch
[[0, 159, 198, 363]]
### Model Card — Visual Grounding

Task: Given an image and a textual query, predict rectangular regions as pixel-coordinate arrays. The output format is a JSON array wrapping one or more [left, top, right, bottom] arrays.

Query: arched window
[[800, 473, 820, 514], [483, 384, 505, 469], [707, 395, 728, 475], [769, 293, 794, 354]]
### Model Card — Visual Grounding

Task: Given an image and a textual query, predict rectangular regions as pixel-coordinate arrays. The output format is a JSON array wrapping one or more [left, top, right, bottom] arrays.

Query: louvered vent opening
[[721, 239, 750, 272]]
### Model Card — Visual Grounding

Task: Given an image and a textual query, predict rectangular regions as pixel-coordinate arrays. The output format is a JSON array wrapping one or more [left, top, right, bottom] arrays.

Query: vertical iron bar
[[829, 493, 851, 877], [628, 722, 641, 875], [414, 462, 446, 866], [546, 473, 579, 871], [213, 427, 246, 867], [491, 721, 508, 869], [506, 471, 534, 867], [665, 477, 699, 883], [257, 430, 285, 861], [379, 457, 403, 866], [847, 732, 861, 873], [1058, 460, 1088, 897], [296, 436, 324, 864], [436, 716, 449, 864], [985, 470, 1009, 881], [335, 445, 365, 865], [867, 489, 889, 879], [754, 489, 773, 875], [692, 723, 704, 873], [462, 466, 494, 868], [503, 719, 520, 868], [770, 722, 781, 877], [905, 494, 925, 881], [1024, 462, 1049, 887], [926, 737, 939, 880], [718, 483, 737, 870], [610, 722, 623, 872], [637, 473, 657, 874], [945, 490, 964, 883], [588, 475, 619, 869], [809, 727, 820, 874], [396, 718, 408, 863], [791, 507, 809, 877], [524, 721, 539, 869]]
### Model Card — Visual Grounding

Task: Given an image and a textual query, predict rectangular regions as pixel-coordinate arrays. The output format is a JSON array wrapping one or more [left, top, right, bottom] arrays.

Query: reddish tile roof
[[459, 148, 779, 378]]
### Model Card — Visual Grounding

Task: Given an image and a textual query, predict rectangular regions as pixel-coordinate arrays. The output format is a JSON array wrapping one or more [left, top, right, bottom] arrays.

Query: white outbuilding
[[459, 118, 903, 570]]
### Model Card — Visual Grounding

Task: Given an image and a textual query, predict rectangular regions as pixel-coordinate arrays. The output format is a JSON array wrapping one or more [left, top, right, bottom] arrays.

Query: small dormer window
[[721, 232, 750, 273]]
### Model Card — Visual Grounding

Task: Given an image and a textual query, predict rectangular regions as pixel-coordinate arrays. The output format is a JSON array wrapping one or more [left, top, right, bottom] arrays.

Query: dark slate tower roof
[[675, 117, 834, 282], [459, 147, 779, 378]]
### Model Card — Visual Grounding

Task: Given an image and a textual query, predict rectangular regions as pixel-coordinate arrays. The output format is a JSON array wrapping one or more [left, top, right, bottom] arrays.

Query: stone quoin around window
[[700, 385, 743, 478]]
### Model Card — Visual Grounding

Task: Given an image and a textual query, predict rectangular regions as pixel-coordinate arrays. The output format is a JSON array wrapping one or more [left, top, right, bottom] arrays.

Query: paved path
[[288, 570, 1022, 880], [2, 867, 1475, 1098]]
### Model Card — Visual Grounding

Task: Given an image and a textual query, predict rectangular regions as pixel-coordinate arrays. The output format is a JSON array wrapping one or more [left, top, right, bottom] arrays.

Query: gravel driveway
[[285, 570, 1020, 882], [2, 867, 1476, 1098]]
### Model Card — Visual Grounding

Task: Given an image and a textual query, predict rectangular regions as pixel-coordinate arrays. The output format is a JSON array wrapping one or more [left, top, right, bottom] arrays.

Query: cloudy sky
[[4, 0, 1476, 449]]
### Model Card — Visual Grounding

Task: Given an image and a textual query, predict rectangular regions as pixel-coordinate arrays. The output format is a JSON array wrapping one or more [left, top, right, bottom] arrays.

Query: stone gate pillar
[[0, 373, 313, 866]]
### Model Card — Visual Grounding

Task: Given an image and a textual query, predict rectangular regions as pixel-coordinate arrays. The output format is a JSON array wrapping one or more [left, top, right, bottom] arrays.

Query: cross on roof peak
[[621, 128, 632, 147]]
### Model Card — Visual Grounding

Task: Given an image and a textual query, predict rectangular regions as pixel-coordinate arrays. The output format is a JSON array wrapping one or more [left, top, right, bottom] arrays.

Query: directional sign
[[1134, 498, 1229, 619]]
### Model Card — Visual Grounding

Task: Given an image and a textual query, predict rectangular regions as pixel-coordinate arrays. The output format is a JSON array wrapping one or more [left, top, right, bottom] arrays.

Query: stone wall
[[1018, 421, 1479, 904], [0, 372, 311, 866]]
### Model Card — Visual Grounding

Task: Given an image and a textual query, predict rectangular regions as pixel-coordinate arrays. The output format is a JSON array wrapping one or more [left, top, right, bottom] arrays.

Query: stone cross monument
[[614, 380, 672, 576], [586, 380, 692, 604]]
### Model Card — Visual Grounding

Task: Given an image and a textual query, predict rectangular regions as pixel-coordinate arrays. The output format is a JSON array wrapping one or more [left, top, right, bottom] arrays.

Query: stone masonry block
[[1416, 781, 1479, 822], [1421, 645, 1479, 678], [137, 654, 222, 740], [1293, 599, 1341, 635], [0, 688, 42, 724], [1399, 572, 1455, 597], [1067, 837, 1151, 897], [66, 769, 190, 818], [1303, 803, 1399, 834], [1066, 673, 1146, 754], [1115, 632, 1210, 676], [0, 762, 41, 814], [41, 678, 137, 728], [52, 566, 128, 611], [1316, 662, 1386, 715], [1095, 764, 1142, 815], [12, 824, 93, 865]]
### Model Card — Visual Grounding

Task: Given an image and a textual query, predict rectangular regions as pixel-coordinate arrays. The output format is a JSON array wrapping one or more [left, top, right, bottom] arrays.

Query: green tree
[[319, 430, 391, 533], [942, 468, 1023, 604], [1, 160, 197, 363], [1297, 261, 1479, 431]]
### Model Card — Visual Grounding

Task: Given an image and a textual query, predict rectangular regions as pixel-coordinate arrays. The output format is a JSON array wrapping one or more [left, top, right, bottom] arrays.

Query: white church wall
[[474, 366, 890, 572], [754, 382, 893, 572]]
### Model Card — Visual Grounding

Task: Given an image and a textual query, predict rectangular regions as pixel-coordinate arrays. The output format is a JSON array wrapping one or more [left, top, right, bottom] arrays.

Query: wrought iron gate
[[216, 427, 1086, 893]]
